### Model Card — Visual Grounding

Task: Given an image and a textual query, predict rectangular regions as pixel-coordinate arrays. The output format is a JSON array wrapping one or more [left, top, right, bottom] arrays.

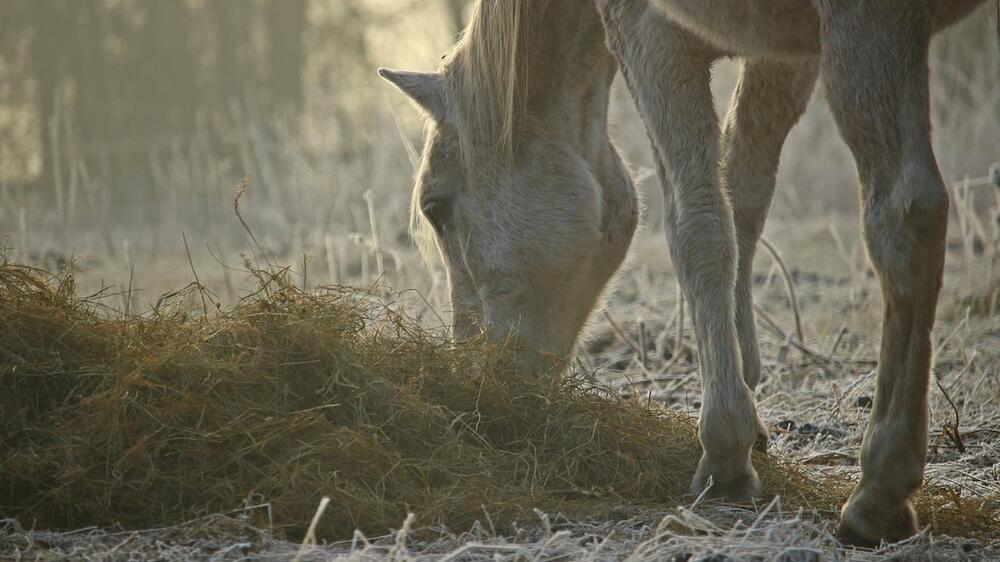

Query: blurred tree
[[128, 0, 198, 136], [208, 0, 255, 109], [72, 0, 111, 144], [23, 0, 80, 189], [17, 0, 201, 197], [4, 0, 988, 205], [9, 0, 313, 200], [265, 0, 309, 111]]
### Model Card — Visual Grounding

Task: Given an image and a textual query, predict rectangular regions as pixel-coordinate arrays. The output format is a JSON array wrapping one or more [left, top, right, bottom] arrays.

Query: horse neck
[[521, 1, 617, 154]]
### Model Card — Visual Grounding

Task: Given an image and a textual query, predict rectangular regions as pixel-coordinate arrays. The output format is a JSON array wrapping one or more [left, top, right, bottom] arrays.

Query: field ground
[[2, 503, 998, 561], [2, 200, 999, 560]]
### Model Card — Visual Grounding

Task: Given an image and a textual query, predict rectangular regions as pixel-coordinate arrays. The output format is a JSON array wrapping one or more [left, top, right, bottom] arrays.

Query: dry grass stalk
[[0, 258, 997, 542]]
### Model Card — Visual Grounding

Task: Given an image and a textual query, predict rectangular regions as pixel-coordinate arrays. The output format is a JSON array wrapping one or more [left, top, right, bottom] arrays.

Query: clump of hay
[[0, 261, 996, 540]]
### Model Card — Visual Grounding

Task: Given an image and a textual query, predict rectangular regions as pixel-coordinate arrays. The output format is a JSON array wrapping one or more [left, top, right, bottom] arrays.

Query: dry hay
[[0, 260, 997, 541]]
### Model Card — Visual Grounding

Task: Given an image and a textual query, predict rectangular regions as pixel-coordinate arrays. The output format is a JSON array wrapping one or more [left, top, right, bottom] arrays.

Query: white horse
[[379, 0, 986, 546]]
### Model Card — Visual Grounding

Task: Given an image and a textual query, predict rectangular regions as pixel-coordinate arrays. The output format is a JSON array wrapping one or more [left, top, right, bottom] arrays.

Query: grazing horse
[[379, 0, 987, 546]]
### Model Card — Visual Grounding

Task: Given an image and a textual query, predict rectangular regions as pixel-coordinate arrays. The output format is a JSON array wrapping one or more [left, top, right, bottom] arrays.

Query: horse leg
[[723, 59, 817, 399], [816, 0, 946, 545], [598, 1, 761, 500]]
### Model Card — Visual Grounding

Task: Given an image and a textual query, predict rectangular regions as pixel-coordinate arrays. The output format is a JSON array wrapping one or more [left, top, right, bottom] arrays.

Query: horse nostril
[[420, 196, 452, 231]]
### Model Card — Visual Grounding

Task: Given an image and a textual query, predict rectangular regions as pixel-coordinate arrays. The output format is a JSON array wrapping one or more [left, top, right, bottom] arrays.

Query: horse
[[378, 0, 988, 546]]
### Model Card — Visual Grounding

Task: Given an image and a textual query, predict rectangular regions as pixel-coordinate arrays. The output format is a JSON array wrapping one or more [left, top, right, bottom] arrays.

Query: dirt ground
[[2, 207, 998, 560]]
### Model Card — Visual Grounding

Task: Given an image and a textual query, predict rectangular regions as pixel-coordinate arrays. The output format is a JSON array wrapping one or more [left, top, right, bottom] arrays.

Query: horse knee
[[864, 166, 948, 297], [899, 165, 949, 235]]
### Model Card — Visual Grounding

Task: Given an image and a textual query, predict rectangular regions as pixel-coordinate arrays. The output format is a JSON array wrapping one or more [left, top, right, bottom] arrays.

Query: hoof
[[690, 457, 760, 501], [837, 497, 918, 547]]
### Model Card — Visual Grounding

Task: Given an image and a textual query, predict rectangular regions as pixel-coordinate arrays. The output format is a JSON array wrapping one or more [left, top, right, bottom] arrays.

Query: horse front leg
[[816, 0, 945, 545], [598, 1, 762, 500]]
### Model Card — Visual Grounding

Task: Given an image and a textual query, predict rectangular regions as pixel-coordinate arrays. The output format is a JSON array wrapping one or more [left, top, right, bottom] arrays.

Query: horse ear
[[378, 68, 448, 121]]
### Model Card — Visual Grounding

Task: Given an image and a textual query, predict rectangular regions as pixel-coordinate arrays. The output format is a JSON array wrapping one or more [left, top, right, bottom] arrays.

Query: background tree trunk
[[265, 0, 309, 111]]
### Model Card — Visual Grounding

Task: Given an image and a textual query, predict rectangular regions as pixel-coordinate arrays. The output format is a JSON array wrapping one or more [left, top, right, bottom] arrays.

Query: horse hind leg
[[722, 58, 817, 396], [817, 0, 946, 545]]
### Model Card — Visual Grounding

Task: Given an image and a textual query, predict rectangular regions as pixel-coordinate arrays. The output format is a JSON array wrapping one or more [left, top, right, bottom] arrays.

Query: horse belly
[[653, 0, 986, 57], [654, 0, 821, 57]]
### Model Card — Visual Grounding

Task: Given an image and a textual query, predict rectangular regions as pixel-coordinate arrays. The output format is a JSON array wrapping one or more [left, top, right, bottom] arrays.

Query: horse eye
[[421, 196, 452, 231]]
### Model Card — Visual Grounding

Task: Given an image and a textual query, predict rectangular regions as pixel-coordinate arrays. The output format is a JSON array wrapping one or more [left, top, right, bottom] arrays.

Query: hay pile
[[0, 261, 996, 540]]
